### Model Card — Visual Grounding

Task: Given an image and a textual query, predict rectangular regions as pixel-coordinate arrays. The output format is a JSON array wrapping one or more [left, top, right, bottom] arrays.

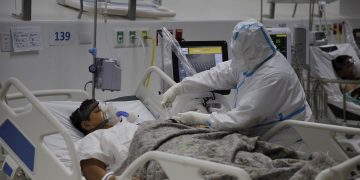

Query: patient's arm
[[80, 158, 116, 180], [351, 86, 360, 97], [339, 83, 358, 94]]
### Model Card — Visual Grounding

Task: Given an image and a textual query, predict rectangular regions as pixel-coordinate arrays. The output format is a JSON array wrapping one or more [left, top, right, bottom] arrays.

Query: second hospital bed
[[1, 66, 360, 180], [309, 43, 360, 124]]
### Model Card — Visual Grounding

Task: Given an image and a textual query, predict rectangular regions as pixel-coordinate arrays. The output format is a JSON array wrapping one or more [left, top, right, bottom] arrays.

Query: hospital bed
[[309, 43, 360, 125], [0, 66, 247, 180], [1, 66, 360, 180]]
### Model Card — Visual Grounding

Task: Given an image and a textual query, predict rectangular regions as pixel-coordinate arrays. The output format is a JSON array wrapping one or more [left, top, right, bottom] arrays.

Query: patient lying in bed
[[332, 55, 360, 104], [70, 99, 139, 180], [70, 99, 336, 180]]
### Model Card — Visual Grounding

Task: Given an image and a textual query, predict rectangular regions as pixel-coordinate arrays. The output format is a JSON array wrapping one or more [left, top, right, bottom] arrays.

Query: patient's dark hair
[[70, 99, 98, 135], [332, 55, 352, 71]]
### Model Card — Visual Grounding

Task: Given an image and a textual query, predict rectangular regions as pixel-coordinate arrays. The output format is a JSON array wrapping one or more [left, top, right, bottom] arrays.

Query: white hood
[[230, 19, 276, 71]]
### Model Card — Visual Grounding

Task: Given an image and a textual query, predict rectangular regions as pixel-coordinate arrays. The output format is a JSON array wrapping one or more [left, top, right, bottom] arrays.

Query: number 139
[[54, 32, 71, 41]]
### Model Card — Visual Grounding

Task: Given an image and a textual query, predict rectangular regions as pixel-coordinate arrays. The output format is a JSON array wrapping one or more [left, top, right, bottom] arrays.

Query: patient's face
[[81, 106, 112, 133], [338, 59, 355, 79]]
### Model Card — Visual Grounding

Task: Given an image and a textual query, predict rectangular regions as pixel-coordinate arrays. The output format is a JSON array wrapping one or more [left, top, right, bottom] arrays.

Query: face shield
[[230, 19, 276, 71]]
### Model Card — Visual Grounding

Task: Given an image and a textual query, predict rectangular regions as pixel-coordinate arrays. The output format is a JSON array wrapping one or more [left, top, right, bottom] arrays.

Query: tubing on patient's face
[[81, 106, 112, 132]]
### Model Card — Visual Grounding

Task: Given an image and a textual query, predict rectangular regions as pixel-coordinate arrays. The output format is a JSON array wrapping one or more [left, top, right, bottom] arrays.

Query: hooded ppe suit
[[162, 19, 312, 144]]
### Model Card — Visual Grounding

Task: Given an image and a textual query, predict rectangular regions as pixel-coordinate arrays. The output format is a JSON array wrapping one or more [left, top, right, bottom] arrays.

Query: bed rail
[[311, 77, 360, 124], [135, 66, 207, 120], [117, 151, 251, 180], [316, 154, 360, 180], [0, 77, 85, 180], [260, 119, 360, 162], [6, 89, 88, 102], [135, 66, 175, 120]]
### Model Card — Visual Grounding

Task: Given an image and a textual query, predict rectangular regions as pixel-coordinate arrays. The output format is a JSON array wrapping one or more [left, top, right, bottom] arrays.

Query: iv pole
[[85, 0, 136, 98], [91, 0, 98, 99]]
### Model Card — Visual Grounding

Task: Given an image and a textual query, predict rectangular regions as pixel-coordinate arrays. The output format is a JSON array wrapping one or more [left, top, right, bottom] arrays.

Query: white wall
[[0, 0, 360, 100]]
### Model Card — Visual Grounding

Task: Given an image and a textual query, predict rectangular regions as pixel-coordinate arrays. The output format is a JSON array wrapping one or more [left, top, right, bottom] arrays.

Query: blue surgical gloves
[[161, 83, 185, 108], [173, 111, 211, 127]]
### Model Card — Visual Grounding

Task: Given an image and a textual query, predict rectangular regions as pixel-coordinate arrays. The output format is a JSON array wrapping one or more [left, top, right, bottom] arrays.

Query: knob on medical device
[[89, 64, 96, 73], [88, 48, 97, 73]]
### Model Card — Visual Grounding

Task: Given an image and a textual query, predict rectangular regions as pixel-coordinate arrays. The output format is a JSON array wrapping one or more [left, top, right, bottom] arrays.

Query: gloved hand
[[173, 111, 211, 126], [161, 83, 185, 108]]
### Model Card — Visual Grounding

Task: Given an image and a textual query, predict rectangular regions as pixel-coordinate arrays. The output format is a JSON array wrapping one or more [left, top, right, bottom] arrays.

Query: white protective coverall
[[76, 121, 138, 172], [163, 19, 312, 146]]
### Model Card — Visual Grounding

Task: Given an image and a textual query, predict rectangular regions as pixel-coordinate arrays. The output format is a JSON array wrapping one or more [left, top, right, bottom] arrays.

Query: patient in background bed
[[332, 55, 360, 104], [70, 99, 138, 180]]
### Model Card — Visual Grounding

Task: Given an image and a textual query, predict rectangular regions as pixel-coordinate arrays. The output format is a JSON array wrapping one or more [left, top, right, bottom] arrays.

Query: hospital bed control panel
[[1, 155, 26, 180]]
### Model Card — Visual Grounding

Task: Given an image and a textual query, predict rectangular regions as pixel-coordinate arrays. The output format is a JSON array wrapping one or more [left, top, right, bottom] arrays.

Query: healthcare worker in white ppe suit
[[161, 19, 312, 148]]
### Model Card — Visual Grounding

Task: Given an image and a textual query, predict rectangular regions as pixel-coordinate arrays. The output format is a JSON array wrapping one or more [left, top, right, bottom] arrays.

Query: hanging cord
[[260, 0, 263, 23], [78, 0, 84, 19], [103, 0, 110, 23], [135, 35, 147, 81], [318, 0, 331, 36], [292, 3, 298, 18], [309, 0, 315, 31], [144, 36, 156, 87], [84, 81, 93, 91]]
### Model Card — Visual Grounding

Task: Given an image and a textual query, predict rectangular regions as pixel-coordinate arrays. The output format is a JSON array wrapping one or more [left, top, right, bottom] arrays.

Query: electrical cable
[[144, 36, 156, 87], [104, 0, 109, 23], [309, 0, 315, 31], [318, 0, 332, 43], [260, 0, 263, 23], [135, 35, 148, 83], [78, 0, 84, 19], [292, 3, 297, 18], [84, 81, 93, 91], [136, 35, 146, 51]]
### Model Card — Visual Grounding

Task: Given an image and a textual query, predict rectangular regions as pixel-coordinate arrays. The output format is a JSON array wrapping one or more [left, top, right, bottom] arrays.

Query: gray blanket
[[115, 120, 335, 180]]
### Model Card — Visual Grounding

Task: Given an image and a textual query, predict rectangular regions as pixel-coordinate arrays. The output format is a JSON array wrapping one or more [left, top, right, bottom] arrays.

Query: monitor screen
[[270, 34, 288, 58], [172, 40, 230, 95], [173, 41, 228, 82], [267, 28, 292, 63]]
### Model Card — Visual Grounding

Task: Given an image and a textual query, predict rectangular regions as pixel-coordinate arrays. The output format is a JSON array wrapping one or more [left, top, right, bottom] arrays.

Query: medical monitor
[[267, 28, 292, 63], [172, 40, 230, 95]]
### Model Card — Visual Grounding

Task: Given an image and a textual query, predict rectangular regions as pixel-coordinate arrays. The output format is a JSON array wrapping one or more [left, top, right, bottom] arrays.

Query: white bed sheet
[[41, 100, 156, 169]]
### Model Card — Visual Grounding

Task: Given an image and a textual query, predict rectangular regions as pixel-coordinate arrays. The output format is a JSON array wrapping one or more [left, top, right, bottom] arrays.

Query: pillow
[[43, 101, 84, 141]]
